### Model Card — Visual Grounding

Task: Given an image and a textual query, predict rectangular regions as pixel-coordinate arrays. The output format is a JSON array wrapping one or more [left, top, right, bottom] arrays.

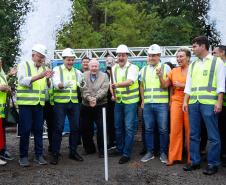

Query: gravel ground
[[0, 132, 226, 185]]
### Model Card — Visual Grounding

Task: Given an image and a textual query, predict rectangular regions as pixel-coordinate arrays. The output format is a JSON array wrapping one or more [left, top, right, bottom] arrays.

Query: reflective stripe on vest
[[142, 63, 168, 103], [53, 66, 78, 103], [0, 73, 7, 118], [189, 57, 218, 105], [16, 61, 46, 106], [114, 64, 139, 104]]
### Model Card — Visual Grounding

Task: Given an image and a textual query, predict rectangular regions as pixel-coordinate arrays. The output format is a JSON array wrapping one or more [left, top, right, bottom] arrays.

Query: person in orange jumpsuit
[[158, 48, 191, 165]]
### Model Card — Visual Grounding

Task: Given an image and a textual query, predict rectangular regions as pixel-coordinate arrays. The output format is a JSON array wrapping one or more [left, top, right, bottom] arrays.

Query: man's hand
[[214, 101, 222, 113], [89, 97, 97, 107], [8, 67, 17, 76], [0, 85, 11, 93], [39, 70, 54, 79], [63, 81, 73, 88], [156, 68, 163, 77], [111, 95, 116, 101], [111, 83, 118, 89], [45, 70, 54, 79], [141, 100, 144, 109]]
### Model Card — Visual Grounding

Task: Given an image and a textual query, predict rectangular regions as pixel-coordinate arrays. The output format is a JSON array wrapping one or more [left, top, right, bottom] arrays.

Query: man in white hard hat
[[110, 44, 140, 164], [50, 48, 84, 165], [17, 44, 53, 167], [139, 44, 171, 164]]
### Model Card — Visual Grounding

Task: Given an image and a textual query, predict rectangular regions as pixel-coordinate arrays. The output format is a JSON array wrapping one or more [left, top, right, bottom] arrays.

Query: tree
[[0, 0, 29, 71], [149, 16, 193, 45], [99, 1, 144, 47], [56, 0, 102, 49], [146, 0, 220, 44], [56, 0, 220, 49]]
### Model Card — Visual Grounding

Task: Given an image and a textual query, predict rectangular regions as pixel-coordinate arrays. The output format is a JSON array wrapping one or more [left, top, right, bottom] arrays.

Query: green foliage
[[57, 0, 220, 49], [56, 0, 102, 49], [0, 0, 29, 71], [99, 1, 145, 47], [147, 0, 220, 45], [150, 16, 193, 45]]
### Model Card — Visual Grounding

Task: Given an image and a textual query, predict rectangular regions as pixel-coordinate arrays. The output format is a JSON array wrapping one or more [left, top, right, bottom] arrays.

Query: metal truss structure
[[54, 46, 193, 60]]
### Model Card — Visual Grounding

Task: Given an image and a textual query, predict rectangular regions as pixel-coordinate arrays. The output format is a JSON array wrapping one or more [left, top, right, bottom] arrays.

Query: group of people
[[0, 35, 225, 176]]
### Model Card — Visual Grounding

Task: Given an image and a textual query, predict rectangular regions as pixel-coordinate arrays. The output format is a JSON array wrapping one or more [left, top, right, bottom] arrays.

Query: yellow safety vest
[[48, 88, 54, 106], [53, 66, 78, 103], [223, 62, 226, 106], [0, 73, 7, 118], [114, 63, 139, 104], [189, 57, 219, 105], [141, 63, 169, 104], [16, 61, 46, 106]]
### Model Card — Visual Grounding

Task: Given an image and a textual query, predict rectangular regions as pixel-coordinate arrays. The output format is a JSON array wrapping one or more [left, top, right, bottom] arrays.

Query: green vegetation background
[[0, 0, 220, 71]]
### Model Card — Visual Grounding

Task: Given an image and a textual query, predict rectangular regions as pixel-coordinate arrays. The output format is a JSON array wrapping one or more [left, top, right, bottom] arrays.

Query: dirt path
[[0, 133, 226, 185]]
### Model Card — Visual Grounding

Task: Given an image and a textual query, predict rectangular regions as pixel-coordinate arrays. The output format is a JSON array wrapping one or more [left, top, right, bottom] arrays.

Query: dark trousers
[[44, 101, 54, 150], [200, 119, 207, 153], [141, 109, 146, 150], [80, 104, 106, 154], [52, 102, 80, 155], [0, 118, 5, 150], [219, 106, 226, 156], [18, 105, 44, 158], [107, 102, 115, 147]]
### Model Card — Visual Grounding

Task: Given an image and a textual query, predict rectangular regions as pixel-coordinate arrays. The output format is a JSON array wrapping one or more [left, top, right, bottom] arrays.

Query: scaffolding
[[54, 46, 193, 60]]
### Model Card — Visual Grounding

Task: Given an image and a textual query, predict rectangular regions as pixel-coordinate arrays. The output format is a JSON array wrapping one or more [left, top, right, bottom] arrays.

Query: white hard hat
[[32, 44, 48, 57], [62, 48, 75, 57], [116, 44, 130, 54], [148, 44, 161, 54]]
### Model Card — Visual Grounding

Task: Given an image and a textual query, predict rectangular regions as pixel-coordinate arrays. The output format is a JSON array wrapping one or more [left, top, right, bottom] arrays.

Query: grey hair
[[89, 58, 99, 67]]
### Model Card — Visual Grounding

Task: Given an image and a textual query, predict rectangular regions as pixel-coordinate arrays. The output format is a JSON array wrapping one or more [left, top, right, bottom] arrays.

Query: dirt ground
[[0, 132, 226, 185]]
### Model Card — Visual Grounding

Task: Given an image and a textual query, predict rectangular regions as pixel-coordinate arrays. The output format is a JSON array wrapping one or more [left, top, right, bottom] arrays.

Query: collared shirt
[[52, 64, 83, 89], [90, 74, 97, 82], [139, 62, 171, 82], [112, 61, 138, 83], [184, 54, 225, 94], [17, 60, 43, 87]]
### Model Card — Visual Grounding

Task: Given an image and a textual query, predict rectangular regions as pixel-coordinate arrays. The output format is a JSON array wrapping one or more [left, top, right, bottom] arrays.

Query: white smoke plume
[[209, 0, 226, 44], [18, 0, 72, 63]]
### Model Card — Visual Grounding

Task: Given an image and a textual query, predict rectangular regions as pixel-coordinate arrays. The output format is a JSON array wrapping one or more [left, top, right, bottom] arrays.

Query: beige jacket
[[81, 71, 109, 106]]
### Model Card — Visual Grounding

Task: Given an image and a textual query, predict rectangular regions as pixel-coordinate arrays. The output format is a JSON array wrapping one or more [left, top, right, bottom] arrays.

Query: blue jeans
[[143, 103, 169, 154], [189, 102, 220, 166], [52, 102, 80, 155], [18, 105, 44, 158], [114, 103, 137, 158]]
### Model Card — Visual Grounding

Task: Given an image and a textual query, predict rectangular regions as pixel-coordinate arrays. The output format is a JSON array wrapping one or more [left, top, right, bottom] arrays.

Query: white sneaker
[[0, 159, 7, 166], [160, 153, 168, 164], [141, 152, 155, 162]]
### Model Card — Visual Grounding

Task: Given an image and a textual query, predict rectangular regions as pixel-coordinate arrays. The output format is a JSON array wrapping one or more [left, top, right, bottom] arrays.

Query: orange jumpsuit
[[167, 67, 190, 164]]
